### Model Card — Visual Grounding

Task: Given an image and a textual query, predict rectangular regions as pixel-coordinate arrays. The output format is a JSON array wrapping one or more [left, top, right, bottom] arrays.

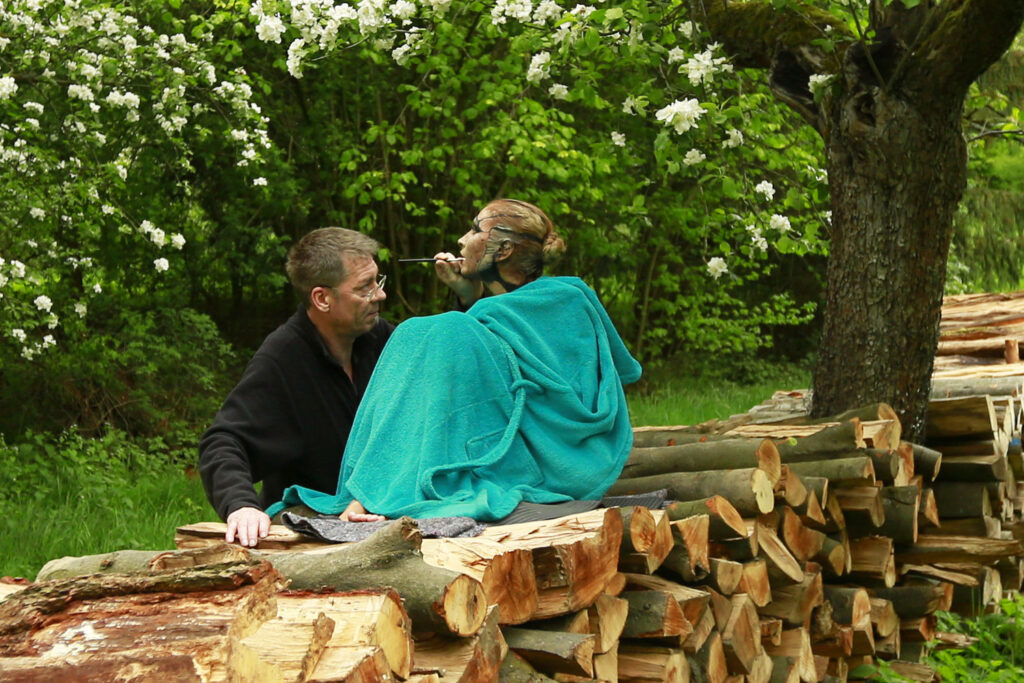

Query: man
[[199, 228, 393, 546]]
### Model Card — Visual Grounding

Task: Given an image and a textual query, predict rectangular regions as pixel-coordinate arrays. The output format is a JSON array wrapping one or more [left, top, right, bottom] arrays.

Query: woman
[[268, 199, 642, 522]]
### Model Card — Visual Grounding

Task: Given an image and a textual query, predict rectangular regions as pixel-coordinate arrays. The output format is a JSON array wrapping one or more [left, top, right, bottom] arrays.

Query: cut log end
[[438, 573, 488, 637], [753, 469, 775, 515]]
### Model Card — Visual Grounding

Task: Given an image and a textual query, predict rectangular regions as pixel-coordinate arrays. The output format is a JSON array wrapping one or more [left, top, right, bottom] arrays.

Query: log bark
[[622, 438, 781, 485], [664, 496, 749, 540], [502, 626, 596, 678], [721, 594, 762, 675], [784, 458, 876, 486], [619, 507, 674, 575], [617, 644, 692, 683], [608, 468, 775, 517], [620, 590, 692, 640], [849, 536, 896, 587], [412, 606, 506, 683], [868, 584, 953, 618], [759, 570, 824, 627], [261, 519, 488, 636]]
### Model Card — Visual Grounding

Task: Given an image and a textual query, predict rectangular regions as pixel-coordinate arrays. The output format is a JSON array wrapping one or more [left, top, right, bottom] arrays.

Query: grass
[[626, 359, 811, 427]]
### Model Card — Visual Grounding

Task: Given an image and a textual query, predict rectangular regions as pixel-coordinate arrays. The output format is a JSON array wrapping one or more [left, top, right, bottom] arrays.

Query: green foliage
[[851, 595, 1024, 682], [0, 429, 208, 579], [0, 306, 237, 437]]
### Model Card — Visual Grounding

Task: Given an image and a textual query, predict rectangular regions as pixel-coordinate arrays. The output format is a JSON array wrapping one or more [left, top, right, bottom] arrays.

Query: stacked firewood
[[5, 394, 1021, 683], [934, 291, 1024, 376]]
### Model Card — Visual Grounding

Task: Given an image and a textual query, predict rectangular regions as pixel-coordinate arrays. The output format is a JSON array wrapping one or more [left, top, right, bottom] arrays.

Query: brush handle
[[397, 257, 465, 263]]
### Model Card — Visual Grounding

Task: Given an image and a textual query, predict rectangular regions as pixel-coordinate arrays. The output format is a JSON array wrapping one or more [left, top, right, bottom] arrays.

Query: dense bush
[[0, 306, 237, 438]]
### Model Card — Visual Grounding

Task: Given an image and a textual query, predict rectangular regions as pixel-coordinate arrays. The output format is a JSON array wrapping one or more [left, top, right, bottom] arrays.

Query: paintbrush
[[397, 257, 465, 263]]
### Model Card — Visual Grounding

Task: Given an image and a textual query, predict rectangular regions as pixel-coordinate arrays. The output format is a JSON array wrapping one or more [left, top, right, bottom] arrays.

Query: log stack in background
[[4, 292, 1024, 682]]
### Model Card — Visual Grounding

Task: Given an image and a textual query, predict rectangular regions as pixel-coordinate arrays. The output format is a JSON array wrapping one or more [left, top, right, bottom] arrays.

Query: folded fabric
[[268, 276, 642, 521], [281, 511, 486, 543]]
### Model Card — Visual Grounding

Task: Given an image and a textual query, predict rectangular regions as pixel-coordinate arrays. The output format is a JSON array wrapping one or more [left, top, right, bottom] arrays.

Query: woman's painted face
[[457, 211, 502, 277]]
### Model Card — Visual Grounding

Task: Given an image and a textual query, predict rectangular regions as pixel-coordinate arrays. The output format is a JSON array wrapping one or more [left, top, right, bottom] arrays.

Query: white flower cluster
[[526, 51, 551, 84], [491, 0, 533, 25], [683, 148, 705, 166], [680, 43, 733, 88], [755, 180, 775, 201], [706, 257, 728, 279], [746, 224, 768, 252], [655, 98, 706, 135]]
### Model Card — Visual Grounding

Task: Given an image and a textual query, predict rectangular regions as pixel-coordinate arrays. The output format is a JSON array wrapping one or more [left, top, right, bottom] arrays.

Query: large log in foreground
[[37, 518, 488, 637]]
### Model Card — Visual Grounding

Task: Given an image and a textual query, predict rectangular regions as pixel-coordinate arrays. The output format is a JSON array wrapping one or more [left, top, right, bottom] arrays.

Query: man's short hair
[[286, 228, 380, 307]]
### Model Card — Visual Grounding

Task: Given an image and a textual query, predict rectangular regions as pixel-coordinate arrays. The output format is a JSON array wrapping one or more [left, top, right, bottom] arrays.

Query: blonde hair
[[477, 198, 566, 280]]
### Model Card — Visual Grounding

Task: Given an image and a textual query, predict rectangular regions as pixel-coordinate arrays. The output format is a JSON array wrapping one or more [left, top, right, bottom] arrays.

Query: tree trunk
[[812, 91, 966, 440], [696, 0, 1024, 442]]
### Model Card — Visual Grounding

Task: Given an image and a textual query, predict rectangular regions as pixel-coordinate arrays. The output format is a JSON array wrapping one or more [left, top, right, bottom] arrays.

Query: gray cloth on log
[[282, 511, 487, 542], [282, 490, 669, 543], [600, 489, 669, 510]]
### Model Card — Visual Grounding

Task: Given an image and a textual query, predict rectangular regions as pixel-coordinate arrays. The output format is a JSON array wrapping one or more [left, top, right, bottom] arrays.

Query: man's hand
[[433, 251, 482, 306], [225, 506, 271, 547], [340, 499, 386, 523]]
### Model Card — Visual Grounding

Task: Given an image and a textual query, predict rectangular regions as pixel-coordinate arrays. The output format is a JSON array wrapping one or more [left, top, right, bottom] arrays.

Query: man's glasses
[[359, 274, 386, 302], [320, 274, 386, 302]]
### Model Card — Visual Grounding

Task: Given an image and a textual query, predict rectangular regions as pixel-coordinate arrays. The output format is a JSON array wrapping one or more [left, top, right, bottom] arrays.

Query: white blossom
[[29, 207, 45, 219], [679, 21, 695, 39], [611, 131, 626, 147], [74, 302, 88, 317], [548, 83, 569, 100], [526, 51, 551, 84], [667, 47, 685, 64], [655, 98, 706, 134], [67, 83, 94, 101], [286, 38, 307, 78], [24, 101, 44, 114], [149, 227, 167, 247], [254, 14, 286, 42], [683, 148, 705, 165], [808, 73, 835, 96], [10, 261, 26, 278], [770, 214, 792, 233], [706, 257, 728, 279], [11, 329, 26, 343], [0, 76, 17, 100], [105, 89, 140, 108], [253, 176, 268, 186], [533, 0, 561, 23], [171, 233, 186, 249], [755, 180, 775, 201], [723, 128, 744, 148], [153, 257, 170, 272], [389, 0, 416, 19], [47, 314, 58, 329], [93, 283, 103, 293], [34, 294, 53, 312]]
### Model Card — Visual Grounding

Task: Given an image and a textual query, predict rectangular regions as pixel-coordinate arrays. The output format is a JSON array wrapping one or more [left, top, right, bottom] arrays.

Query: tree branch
[[909, 0, 1024, 102]]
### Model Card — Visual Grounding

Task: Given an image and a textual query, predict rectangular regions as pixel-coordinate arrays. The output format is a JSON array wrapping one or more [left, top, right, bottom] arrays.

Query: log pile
[[5, 294, 1024, 681], [934, 291, 1024, 375], [7, 399, 1022, 683]]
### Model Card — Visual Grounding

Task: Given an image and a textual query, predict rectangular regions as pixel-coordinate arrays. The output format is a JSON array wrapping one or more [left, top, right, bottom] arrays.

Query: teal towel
[[267, 276, 641, 521]]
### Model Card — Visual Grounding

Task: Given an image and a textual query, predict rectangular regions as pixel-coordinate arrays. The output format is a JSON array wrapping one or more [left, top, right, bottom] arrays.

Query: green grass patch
[[627, 359, 811, 427], [0, 429, 209, 580]]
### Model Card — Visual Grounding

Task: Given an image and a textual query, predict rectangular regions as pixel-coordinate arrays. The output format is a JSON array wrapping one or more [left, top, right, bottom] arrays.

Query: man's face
[[325, 254, 386, 338]]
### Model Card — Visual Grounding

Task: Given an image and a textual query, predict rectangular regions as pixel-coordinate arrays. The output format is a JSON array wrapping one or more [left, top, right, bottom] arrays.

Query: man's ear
[[311, 286, 332, 312]]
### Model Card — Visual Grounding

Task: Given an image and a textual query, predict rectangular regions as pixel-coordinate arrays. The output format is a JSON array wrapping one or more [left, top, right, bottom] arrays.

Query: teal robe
[[267, 276, 641, 521]]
